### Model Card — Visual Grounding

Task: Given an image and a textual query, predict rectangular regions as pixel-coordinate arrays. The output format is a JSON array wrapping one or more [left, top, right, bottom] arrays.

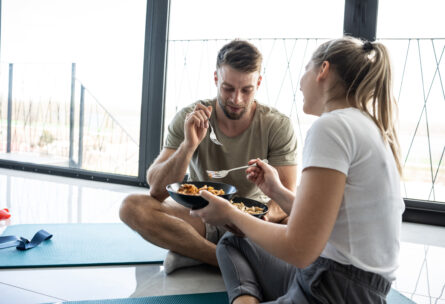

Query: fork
[[199, 101, 223, 146], [207, 159, 269, 179], [208, 120, 223, 146]]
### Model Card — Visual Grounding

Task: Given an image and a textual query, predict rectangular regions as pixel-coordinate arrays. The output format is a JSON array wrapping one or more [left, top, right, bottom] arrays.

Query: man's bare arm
[[147, 145, 195, 201], [147, 104, 213, 201]]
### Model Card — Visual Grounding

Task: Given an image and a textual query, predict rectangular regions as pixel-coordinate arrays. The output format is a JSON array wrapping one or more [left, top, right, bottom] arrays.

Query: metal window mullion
[[69, 63, 76, 167], [7, 63, 13, 153], [343, 0, 378, 41], [138, 0, 170, 187], [78, 85, 85, 168]]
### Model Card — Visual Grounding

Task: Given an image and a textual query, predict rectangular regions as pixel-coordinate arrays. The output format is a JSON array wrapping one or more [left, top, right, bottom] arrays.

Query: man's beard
[[217, 95, 247, 120]]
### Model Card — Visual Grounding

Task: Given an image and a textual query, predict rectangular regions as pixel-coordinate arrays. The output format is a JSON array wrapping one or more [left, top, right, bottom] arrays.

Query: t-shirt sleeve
[[302, 115, 352, 175], [268, 116, 298, 166], [164, 108, 189, 149]]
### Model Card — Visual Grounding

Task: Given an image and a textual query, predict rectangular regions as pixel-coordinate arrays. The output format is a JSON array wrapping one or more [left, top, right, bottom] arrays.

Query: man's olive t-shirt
[[164, 98, 297, 203]]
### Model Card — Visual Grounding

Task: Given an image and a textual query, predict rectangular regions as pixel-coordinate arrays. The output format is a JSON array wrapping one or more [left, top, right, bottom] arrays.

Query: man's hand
[[184, 104, 212, 150]]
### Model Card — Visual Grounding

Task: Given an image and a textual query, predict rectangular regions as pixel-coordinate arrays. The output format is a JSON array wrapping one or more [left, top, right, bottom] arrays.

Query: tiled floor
[[0, 168, 444, 304]]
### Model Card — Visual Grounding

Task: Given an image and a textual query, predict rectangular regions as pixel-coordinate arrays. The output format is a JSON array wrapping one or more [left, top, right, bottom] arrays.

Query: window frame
[[0, 0, 444, 227], [0, 0, 169, 187]]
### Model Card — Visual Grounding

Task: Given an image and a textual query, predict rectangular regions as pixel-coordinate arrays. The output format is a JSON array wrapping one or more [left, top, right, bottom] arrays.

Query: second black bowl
[[167, 181, 237, 210], [231, 197, 269, 219]]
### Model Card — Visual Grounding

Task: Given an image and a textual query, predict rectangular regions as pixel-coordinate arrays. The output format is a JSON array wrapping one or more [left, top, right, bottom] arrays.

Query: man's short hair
[[216, 40, 263, 73]]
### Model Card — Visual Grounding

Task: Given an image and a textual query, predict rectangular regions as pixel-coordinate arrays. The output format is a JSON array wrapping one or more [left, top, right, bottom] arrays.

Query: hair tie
[[363, 41, 374, 52]]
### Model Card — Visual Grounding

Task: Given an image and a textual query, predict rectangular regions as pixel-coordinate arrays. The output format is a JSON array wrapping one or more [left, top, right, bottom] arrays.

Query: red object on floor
[[0, 208, 11, 220]]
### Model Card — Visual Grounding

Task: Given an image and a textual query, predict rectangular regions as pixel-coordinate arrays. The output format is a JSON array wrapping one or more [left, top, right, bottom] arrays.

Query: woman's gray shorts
[[216, 233, 392, 304]]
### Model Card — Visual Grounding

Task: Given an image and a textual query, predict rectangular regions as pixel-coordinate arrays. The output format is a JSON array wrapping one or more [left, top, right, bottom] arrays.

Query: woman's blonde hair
[[311, 36, 402, 175]]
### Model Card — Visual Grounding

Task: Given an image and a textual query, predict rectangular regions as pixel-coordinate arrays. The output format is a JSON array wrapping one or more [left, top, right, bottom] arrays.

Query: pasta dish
[[177, 183, 225, 196], [231, 201, 264, 215]]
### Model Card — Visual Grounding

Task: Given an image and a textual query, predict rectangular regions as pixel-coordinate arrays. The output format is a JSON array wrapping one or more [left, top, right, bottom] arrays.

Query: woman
[[191, 36, 404, 303]]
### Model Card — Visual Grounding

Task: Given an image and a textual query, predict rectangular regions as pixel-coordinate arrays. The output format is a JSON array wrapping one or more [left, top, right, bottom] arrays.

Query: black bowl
[[231, 197, 269, 219], [166, 181, 237, 210]]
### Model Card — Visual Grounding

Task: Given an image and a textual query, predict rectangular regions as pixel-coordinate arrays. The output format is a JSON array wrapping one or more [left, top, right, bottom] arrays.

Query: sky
[[377, 0, 445, 38]]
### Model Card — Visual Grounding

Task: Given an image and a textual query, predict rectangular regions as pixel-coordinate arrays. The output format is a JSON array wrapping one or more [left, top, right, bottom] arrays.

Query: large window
[[0, 0, 147, 176], [0, 0, 444, 224]]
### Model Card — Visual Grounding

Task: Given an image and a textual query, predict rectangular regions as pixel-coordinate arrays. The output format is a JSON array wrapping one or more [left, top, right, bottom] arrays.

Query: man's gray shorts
[[205, 223, 226, 244]]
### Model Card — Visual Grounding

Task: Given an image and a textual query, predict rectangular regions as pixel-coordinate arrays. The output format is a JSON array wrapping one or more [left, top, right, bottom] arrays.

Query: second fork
[[207, 159, 269, 178]]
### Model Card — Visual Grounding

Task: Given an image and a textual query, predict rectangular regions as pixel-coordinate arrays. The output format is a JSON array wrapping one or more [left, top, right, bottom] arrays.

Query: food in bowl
[[230, 197, 268, 218], [231, 200, 265, 215], [166, 181, 237, 210], [178, 183, 225, 196]]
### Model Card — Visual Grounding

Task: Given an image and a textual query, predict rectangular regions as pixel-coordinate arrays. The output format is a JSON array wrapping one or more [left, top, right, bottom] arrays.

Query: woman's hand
[[190, 190, 238, 226], [246, 158, 284, 199], [183, 104, 212, 150]]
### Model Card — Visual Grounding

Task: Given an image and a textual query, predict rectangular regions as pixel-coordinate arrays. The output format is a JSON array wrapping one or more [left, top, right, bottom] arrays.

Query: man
[[119, 40, 297, 274]]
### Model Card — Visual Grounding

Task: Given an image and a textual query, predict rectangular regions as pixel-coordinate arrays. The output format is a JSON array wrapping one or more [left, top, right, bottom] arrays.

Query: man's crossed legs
[[119, 194, 223, 274]]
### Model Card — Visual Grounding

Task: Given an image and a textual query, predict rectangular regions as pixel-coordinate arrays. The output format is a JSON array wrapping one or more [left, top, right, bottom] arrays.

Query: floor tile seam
[[407, 246, 430, 298], [395, 288, 444, 299], [0, 280, 67, 302], [2, 171, 147, 195], [408, 293, 440, 300], [393, 287, 434, 297]]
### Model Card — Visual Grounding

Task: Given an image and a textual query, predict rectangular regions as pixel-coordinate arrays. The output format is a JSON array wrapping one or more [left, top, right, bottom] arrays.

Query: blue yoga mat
[[59, 289, 413, 304], [0, 223, 167, 268]]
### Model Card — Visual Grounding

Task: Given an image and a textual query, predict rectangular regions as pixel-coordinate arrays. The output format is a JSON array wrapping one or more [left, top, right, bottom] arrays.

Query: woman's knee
[[218, 232, 249, 245], [216, 233, 246, 256]]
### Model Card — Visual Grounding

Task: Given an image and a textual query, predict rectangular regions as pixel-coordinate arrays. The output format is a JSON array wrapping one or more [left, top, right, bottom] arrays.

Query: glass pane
[[377, 0, 445, 38], [165, 0, 344, 181], [0, 0, 146, 176], [378, 1, 445, 202], [376, 39, 445, 202], [169, 0, 344, 40]]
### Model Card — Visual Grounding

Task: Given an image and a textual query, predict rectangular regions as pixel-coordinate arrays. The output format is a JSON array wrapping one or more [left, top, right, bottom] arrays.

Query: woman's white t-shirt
[[302, 107, 404, 281]]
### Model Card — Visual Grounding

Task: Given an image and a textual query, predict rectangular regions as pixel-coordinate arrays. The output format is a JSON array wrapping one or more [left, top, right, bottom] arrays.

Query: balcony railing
[[0, 38, 443, 204], [0, 62, 139, 176]]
